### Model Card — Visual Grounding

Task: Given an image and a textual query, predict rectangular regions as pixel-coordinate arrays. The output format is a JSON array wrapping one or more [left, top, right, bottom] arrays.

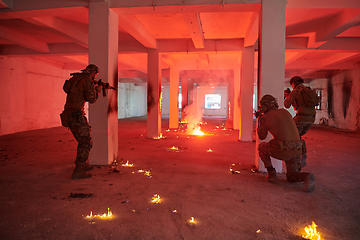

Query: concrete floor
[[0, 116, 359, 240]]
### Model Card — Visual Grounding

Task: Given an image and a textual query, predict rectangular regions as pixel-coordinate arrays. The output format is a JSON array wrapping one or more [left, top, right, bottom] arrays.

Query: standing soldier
[[60, 64, 102, 179], [257, 95, 315, 192], [284, 76, 318, 168]]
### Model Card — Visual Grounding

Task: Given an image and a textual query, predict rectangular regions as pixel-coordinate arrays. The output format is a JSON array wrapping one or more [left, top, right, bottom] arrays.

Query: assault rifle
[[69, 72, 116, 97], [254, 106, 265, 118], [93, 79, 116, 97]]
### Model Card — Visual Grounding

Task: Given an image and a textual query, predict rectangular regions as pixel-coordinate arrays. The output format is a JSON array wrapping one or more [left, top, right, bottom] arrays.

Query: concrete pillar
[[147, 47, 162, 138], [239, 46, 254, 141], [233, 66, 240, 130], [181, 77, 188, 121], [88, 2, 118, 165], [169, 66, 179, 129], [256, 0, 287, 173], [225, 76, 234, 129]]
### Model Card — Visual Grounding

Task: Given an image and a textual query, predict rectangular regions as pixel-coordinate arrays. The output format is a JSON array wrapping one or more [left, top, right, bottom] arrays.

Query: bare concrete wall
[[118, 83, 147, 119], [310, 69, 360, 131], [0, 56, 71, 136]]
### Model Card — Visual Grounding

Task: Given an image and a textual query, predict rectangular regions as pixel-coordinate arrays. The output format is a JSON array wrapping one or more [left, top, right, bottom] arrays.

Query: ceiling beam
[[316, 10, 360, 42], [244, 12, 258, 47], [0, 25, 49, 52], [24, 16, 89, 48], [182, 12, 204, 48], [118, 54, 147, 73], [158, 38, 244, 53], [117, 14, 157, 49]]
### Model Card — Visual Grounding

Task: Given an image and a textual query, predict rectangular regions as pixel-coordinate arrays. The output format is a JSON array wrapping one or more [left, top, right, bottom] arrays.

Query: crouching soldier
[[60, 64, 102, 179], [256, 94, 315, 192]]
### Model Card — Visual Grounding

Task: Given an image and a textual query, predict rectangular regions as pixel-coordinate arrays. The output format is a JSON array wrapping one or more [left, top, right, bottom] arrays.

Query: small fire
[[144, 170, 152, 178], [86, 208, 113, 219], [207, 149, 213, 152], [151, 194, 161, 205], [303, 222, 321, 240], [189, 217, 195, 224], [230, 164, 241, 174], [153, 133, 165, 139], [173, 210, 177, 213], [191, 127, 205, 136], [122, 160, 133, 167], [137, 169, 152, 178], [170, 146, 179, 150]]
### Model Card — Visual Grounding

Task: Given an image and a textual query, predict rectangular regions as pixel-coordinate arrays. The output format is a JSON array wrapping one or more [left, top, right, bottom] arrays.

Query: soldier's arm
[[284, 86, 301, 108], [84, 79, 99, 103], [257, 115, 268, 140]]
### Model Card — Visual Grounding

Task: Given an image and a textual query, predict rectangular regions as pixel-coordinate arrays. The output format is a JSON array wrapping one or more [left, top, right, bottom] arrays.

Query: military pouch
[[60, 111, 69, 127]]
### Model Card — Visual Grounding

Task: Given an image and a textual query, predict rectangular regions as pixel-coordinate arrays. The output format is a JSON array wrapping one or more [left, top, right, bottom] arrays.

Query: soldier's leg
[[295, 121, 312, 168], [285, 155, 315, 192], [258, 143, 278, 182], [68, 114, 92, 179]]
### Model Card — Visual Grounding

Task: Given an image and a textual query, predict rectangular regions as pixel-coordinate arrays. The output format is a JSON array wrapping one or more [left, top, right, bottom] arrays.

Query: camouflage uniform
[[284, 83, 315, 137], [257, 95, 315, 192], [284, 83, 316, 167], [61, 73, 100, 167], [258, 140, 306, 182]]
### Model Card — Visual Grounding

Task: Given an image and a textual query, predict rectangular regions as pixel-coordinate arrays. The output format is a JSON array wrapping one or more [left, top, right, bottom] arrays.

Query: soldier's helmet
[[260, 94, 279, 111], [290, 76, 304, 87], [82, 64, 99, 74]]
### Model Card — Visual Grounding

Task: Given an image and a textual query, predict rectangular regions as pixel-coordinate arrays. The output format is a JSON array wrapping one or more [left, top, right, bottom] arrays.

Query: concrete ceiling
[[0, 0, 359, 85]]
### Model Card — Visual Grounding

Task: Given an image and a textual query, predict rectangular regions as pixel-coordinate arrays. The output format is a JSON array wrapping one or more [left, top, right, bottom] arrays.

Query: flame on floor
[[121, 160, 133, 167], [153, 133, 165, 139], [151, 194, 161, 205], [302, 222, 321, 240], [86, 208, 113, 219]]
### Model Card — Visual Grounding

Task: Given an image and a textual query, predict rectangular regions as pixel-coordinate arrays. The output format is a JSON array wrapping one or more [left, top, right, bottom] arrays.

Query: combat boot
[[303, 173, 315, 192], [71, 165, 92, 179], [82, 163, 94, 171], [265, 167, 278, 182]]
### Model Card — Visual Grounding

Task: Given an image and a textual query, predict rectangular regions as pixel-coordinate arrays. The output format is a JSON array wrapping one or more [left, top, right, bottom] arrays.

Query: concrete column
[[239, 46, 254, 141], [88, 2, 118, 165], [233, 66, 240, 130], [256, 0, 287, 173], [147, 47, 162, 138], [169, 66, 179, 129], [225, 76, 234, 129], [181, 77, 188, 121]]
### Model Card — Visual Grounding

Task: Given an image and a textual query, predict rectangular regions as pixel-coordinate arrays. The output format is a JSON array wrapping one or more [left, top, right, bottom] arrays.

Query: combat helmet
[[260, 94, 279, 112], [82, 64, 99, 74], [290, 76, 304, 87]]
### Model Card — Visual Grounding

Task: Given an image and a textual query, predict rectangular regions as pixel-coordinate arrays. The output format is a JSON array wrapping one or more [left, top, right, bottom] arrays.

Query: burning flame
[[173, 210, 177, 213], [122, 160, 133, 167], [190, 126, 205, 136], [86, 208, 113, 219], [169, 146, 179, 150], [303, 222, 321, 240], [144, 170, 152, 178], [153, 133, 165, 139], [230, 164, 241, 174], [189, 217, 195, 224], [207, 149, 213, 152], [137, 169, 152, 178], [151, 194, 161, 205]]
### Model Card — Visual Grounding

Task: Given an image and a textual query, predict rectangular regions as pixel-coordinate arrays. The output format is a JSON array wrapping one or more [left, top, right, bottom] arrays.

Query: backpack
[[301, 87, 319, 107]]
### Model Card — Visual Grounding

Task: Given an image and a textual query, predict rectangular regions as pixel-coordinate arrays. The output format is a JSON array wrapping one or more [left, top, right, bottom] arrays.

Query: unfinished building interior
[[0, 0, 360, 239]]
